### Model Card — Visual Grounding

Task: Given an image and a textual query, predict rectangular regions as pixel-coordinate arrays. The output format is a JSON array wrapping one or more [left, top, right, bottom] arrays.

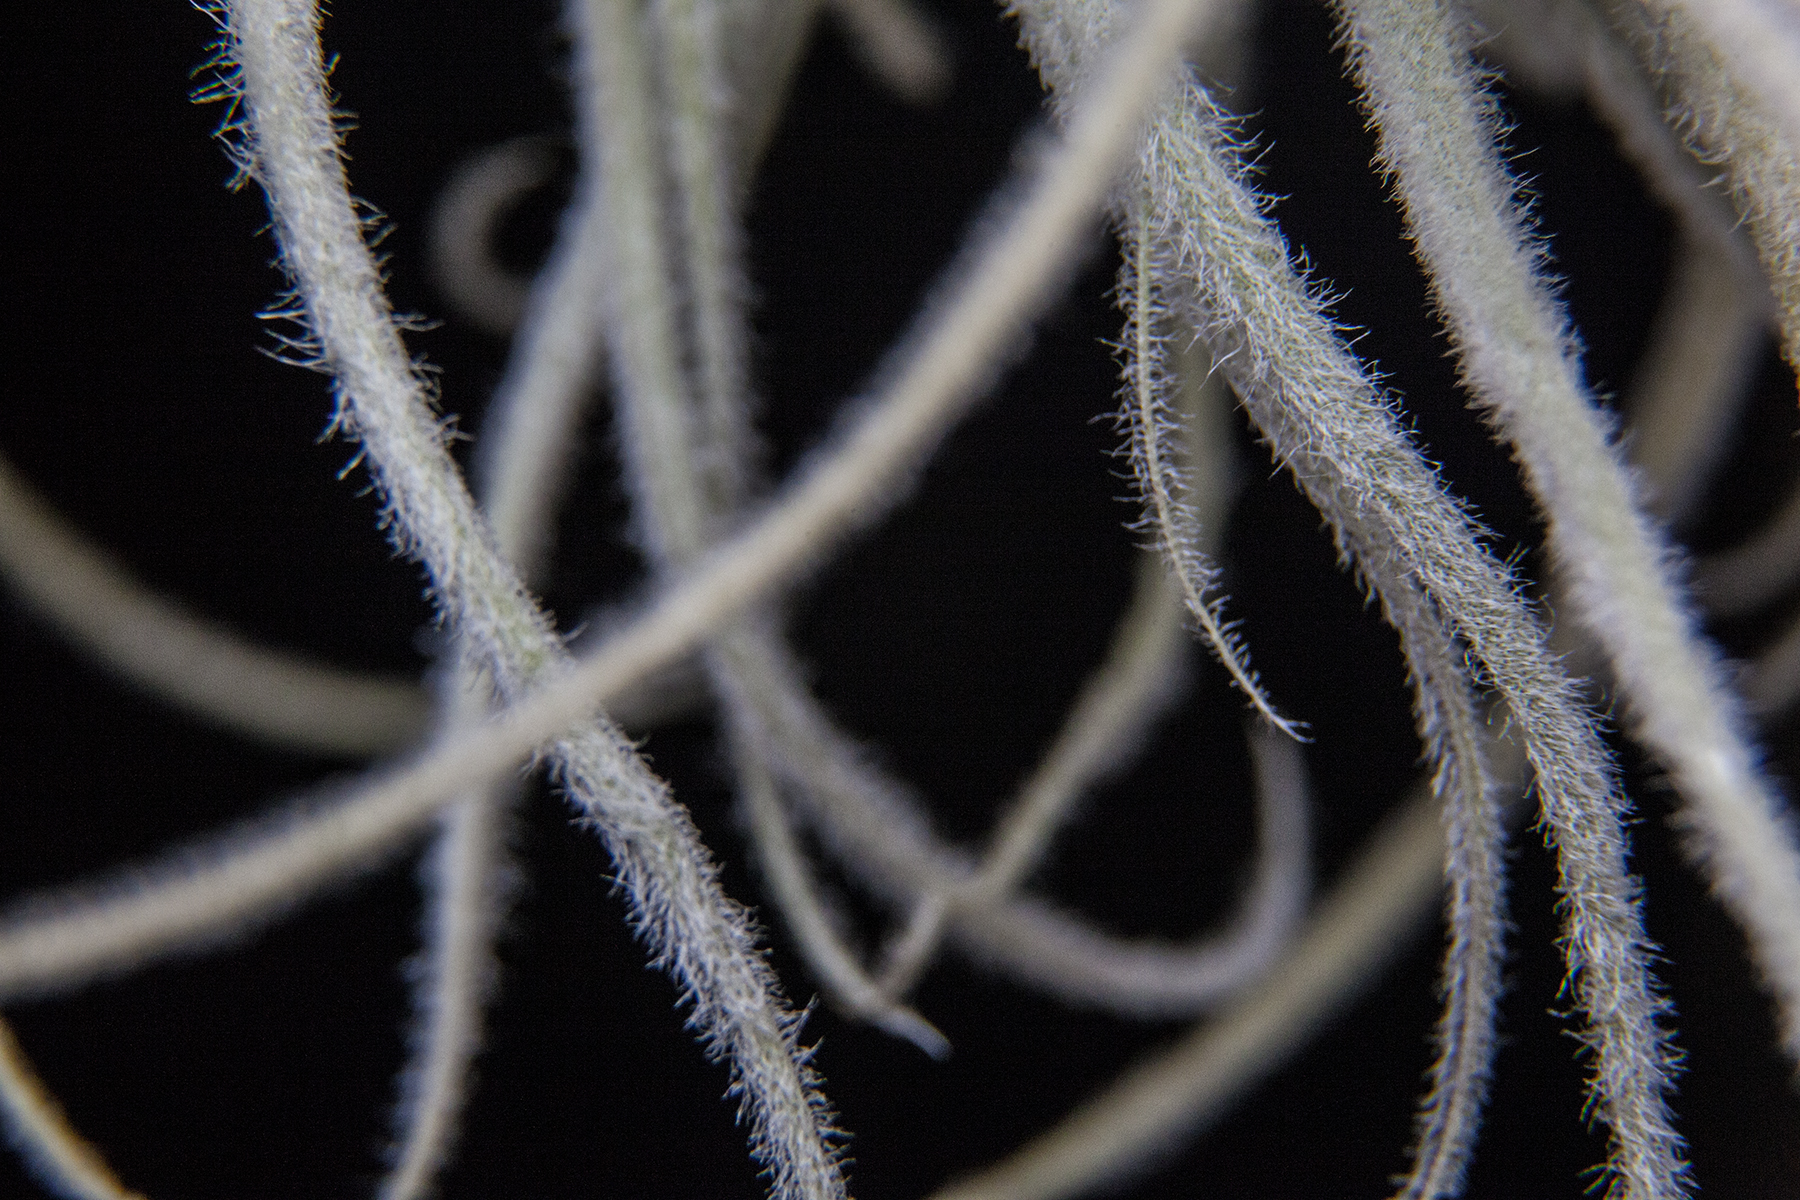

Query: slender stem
[[654, 0, 763, 520], [0, 448, 427, 756], [935, 558, 1187, 933], [0, 1018, 144, 1200], [1623, 0, 1800, 384], [1120, 204, 1299, 737], [1331, 1, 1694, 1190], [1692, 472, 1800, 619], [873, 296, 1241, 1000], [470, 173, 616, 585], [1624, 235, 1767, 527], [1012, 0, 1688, 1191], [1341, 0, 1800, 1172], [1655, 0, 1800, 160], [1377, 577, 1505, 1200], [1571, 0, 1767, 295], [426, 137, 556, 339], [1743, 605, 1800, 717], [740, 736, 950, 1058], [588, 0, 923, 1044], [825, 0, 952, 105], [378, 758, 509, 1200], [0, 0, 1229, 1022], [727, 627, 1313, 1014], [927, 776, 1450, 1200], [601, 0, 1278, 1028], [217, 3, 846, 1194], [584, 0, 712, 562]]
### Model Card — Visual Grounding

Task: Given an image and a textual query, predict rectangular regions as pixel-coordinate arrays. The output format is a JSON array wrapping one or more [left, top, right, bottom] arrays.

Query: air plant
[[2, 0, 1800, 1197]]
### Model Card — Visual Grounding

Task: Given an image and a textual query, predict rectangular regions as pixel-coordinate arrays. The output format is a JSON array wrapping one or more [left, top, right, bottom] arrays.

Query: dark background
[[2, 1, 1799, 1196]]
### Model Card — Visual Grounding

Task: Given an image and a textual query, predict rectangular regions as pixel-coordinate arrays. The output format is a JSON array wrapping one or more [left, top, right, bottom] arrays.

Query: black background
[[3, 1, 1800, 1197]]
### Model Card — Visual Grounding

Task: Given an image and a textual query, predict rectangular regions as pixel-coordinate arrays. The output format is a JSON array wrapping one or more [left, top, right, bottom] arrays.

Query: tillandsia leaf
[[207, 2, 847, 1195], [673, 0, 1315, 1010], [875, 346, 1298, 1004], [1476, 0, 1767, 292], [592, 0, 1300, 1036], [650, 0, 765, 526], [1119, 198, 1302, 740], [466, 0, 820, 585], [739, 726, 953, 1059], [1692, 473, 1800, 618], [0, 449, 428, 757], [384, 101, 617, 1200], [382, 0, 823, 1176], [1375, 575, 1505, 1200], [0, 0, 1227, 1022], [1011, 0, 1685, 1194], [380, 771, 510, 1200], [927, 772, 1455, 1200], [1623, 233, 1767, 526], [0, 3, 1290, 1183], [0, 1018, 144, 1200], [1506, 0, 1772, 526], [1650, 0, 1800, 194], [462, 156, 616, 586], [1338, 0, 1800, 1106], [427, 137, 557, 339], [825, 0, 954, 105], [876, 550, 1193, 1001], [579, 0, 921, 1046], [596, 0, 1288, 1047], [726, 622, 1312, 1014], [1619, 0, 1800, 389], [580, 0, 714, 564]]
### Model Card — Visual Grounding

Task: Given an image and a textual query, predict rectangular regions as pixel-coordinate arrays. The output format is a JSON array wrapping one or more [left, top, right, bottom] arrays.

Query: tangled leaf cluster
[[3, 0, 1800, 1197]]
